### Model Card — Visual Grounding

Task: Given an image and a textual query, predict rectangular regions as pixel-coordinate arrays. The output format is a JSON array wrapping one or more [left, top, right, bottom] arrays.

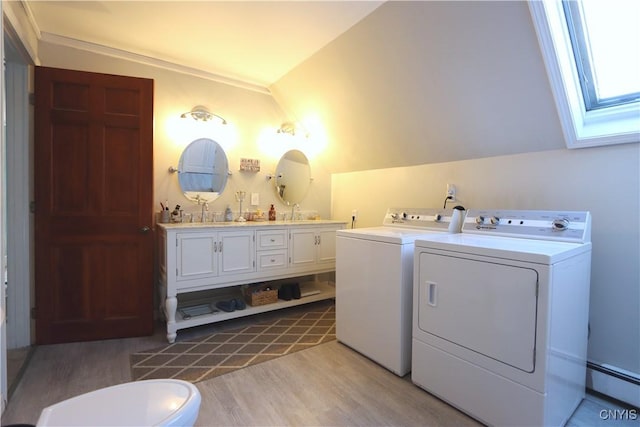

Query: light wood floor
[[2, 313, 637, 426]]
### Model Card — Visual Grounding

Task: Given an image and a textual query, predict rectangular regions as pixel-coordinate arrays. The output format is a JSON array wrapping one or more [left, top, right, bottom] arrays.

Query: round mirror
[[177, 138, 229, 202], [274, 149, 311, 205]]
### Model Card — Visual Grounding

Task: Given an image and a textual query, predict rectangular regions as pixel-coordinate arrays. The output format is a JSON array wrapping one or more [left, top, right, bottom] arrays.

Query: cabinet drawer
[[257, 250, 288, 271], [257, 229, 287, 250]]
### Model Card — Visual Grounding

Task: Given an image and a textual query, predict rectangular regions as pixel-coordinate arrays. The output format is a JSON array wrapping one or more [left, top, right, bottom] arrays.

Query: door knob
[[140, 226, 151, 233]]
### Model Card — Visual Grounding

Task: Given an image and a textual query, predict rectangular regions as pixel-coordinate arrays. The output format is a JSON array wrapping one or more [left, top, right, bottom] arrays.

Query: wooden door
[[34, 66, 154, 344]]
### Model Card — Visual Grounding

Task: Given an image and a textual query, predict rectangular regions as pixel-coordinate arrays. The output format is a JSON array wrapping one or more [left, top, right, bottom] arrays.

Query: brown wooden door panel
[[35, 66, 154, 344], [50, 124, 93, 213], [44, 246, 152, 342]]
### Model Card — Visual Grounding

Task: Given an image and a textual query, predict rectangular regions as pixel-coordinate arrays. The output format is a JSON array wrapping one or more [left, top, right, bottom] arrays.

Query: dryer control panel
[[464, 209, 591, 243]]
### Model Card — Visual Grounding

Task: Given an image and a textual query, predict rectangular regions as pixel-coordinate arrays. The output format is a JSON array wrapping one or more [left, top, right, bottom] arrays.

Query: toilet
[[36, 379, 201, 427]]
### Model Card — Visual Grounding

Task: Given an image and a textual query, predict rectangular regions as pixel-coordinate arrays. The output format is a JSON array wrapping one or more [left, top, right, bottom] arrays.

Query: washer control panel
[[382, 207, 458, 231], [465, 209, 591, 243]]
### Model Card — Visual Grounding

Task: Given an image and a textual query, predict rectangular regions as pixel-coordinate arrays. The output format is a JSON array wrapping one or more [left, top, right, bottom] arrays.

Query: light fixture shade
[[277, 121, 310, 139], [277, 121, 297, 136], [180, 105, 227, 124]]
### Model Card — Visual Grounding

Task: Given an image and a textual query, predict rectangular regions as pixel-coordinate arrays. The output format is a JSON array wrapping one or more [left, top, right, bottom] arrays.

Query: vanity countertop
[[156, 219, 347, 230]]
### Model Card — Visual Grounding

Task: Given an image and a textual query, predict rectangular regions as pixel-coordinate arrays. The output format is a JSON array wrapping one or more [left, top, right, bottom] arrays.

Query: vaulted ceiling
[[21, 1, 568, 173]]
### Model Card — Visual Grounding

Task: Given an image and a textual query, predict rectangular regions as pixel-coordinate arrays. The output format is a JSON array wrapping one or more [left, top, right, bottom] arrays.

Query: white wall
[[272, 1, 565, 174], [332, 143, 640, 376]]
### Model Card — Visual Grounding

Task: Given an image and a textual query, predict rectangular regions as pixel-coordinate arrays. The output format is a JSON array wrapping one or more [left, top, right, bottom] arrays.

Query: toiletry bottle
[[171, 205, 181, 222], [224, 205, 233, 222], [269, 204, 276, 221]]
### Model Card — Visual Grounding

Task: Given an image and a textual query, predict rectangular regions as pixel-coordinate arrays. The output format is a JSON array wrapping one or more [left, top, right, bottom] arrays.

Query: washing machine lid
[[337, 227, 445, 244], [415, 233, 591, 264]]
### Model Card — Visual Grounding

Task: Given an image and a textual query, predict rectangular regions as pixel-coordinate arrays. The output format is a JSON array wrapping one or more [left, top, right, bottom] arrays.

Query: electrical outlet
[[352, 209, 358, 220], [446, 184, 456, 202]]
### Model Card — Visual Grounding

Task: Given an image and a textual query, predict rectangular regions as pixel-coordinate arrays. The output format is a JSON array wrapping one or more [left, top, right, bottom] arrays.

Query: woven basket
[[243, 285, 278, 306]]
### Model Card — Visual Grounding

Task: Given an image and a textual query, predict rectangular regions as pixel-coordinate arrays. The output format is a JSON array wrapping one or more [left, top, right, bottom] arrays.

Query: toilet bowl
[[36, 379, 201, 427]]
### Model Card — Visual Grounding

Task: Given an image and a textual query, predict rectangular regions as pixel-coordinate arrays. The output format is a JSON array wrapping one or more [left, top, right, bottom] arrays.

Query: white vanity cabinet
[[289, 227, 337, 268], [157, 221, 345, 343], [176, 230, 255, 282]]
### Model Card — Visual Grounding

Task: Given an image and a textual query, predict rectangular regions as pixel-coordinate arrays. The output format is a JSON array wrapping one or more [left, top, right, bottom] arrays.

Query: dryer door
[[417, 252, 538, 372]]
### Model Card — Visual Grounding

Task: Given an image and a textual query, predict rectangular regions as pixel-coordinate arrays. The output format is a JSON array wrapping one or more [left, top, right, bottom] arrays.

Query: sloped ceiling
[[24, 1, 566, 174], [272, 1, 566, 173], [24, 0, 383, 87]]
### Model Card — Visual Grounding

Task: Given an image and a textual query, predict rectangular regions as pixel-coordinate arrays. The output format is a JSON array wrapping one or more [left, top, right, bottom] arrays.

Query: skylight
[[529, 0, 640, 148], [563, 0, 640, 110]]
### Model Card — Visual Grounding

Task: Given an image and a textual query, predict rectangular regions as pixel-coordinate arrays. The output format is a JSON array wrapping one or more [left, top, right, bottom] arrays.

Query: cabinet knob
[[140, 226, 150, 233]]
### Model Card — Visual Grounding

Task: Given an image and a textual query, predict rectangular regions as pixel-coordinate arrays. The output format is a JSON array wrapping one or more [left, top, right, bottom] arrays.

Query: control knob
[[434, 214, 443, 222], [475, 216, 485, 225], [552, 218, 569, 230], [490, 216, 500, 225]]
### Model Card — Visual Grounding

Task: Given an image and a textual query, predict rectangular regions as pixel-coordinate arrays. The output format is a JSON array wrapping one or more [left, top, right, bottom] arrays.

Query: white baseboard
[[587, 364, 640, 408]]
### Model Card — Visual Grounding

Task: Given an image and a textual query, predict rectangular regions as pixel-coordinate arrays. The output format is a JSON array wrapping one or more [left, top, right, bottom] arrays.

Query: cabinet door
[[177, 233, 217, 280], [317, 228, 337, 264], [289, 228, 317, 266], [219, 231, 255, 275]]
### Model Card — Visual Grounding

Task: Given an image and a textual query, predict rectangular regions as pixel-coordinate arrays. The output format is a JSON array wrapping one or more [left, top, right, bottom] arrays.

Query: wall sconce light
[[277, 122, 296, 136], [181, 105, 227, 124], [277, 121, 309, 138]]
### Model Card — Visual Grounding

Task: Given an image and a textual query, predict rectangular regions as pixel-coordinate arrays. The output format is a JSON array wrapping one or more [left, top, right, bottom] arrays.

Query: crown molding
[[38, 31, 271, 95]]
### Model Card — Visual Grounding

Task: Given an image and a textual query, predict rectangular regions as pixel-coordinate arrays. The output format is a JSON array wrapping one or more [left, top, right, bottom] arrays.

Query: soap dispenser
[[224, 205, 233, 222], [269, 204, 276, 221]]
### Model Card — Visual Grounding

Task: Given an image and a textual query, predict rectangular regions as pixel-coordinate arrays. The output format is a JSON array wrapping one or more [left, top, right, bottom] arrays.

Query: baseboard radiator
[[587, 361, 640, 408]]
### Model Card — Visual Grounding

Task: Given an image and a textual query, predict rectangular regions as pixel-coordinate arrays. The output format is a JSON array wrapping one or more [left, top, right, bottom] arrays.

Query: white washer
[[412, 210, 592, 427], [336, 207, 457, 376]]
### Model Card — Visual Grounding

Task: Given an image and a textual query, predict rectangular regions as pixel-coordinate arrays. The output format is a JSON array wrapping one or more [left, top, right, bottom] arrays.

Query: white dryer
[[336, 208, 459, 376], [412, 210, 592, 426]]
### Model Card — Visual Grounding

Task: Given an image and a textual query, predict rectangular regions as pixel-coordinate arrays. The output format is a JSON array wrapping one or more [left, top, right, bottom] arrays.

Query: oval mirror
[[274, 149, 311, 205], [177, 138, 229, 202]]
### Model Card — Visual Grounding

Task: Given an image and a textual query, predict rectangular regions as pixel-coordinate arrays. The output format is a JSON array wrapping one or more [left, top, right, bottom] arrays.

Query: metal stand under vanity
[[157, 220, 345, 343]]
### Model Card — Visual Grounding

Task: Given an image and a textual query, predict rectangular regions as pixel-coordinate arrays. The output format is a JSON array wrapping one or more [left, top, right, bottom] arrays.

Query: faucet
[[291, 203, 300, 221], [201, 201, 209, 222]]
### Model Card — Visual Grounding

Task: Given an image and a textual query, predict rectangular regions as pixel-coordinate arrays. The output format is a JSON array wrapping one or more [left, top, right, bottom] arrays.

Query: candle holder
[[235, 191, 246, 222]]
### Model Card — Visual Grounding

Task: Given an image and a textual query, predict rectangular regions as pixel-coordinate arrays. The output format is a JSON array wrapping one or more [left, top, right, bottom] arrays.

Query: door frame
[[5, 35, 32, 350], [0, 9, 6, 413], [1, 17, 35, 412]]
